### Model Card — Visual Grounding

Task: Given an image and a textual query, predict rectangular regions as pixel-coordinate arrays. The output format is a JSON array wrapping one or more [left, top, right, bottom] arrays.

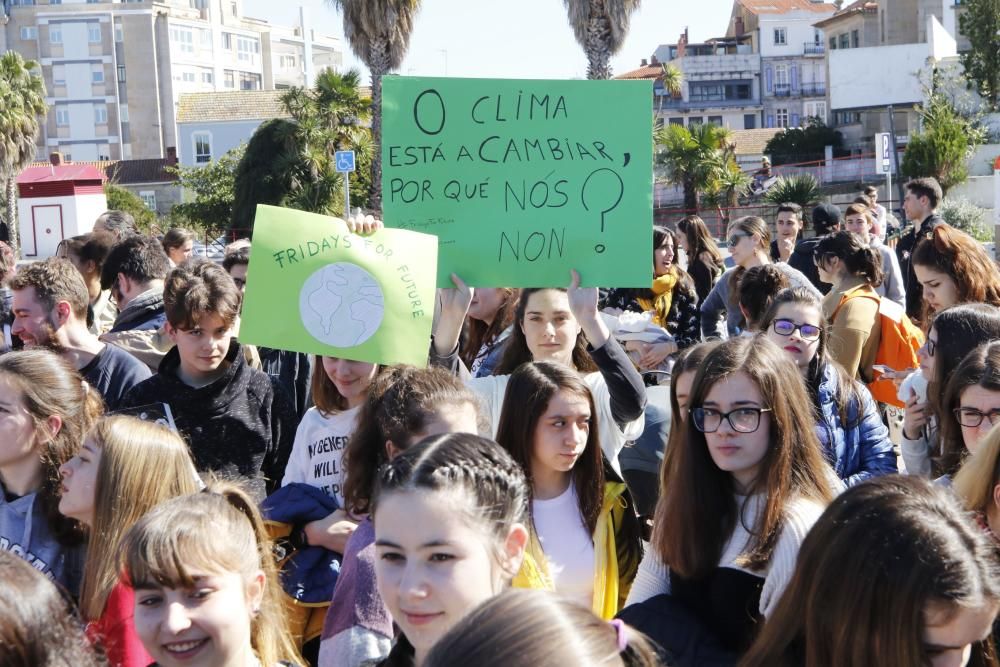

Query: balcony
[[804, 42, 825, 55], [800, 83, 826, 96], [774, 83, 791, 97]]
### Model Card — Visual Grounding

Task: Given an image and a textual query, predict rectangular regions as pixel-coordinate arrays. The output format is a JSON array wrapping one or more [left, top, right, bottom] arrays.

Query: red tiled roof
[[25, 159, 179, 185], [615, 64, 663, 80], [17, 164, 105, 184], [737, 0, 837, 13]]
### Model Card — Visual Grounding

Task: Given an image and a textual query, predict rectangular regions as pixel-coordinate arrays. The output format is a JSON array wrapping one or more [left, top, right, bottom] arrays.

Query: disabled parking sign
[[335, 150, 356, 173]]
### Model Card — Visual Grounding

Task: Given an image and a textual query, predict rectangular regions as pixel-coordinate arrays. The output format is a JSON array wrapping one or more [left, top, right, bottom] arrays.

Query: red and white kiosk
[[17, 159, 107, 259]]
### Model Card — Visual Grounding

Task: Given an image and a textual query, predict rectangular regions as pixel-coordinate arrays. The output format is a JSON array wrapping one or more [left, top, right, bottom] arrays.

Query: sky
[[242, 0, 735, 81]]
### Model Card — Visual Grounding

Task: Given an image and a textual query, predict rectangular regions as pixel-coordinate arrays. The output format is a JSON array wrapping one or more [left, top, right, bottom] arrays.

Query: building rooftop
[[615, 63, 664, 80], [176, 90, 292, 124], [730, 128, 785, 155], [25, 159, 179, 185], [736, 0, 837, 14], [17, 164, 105, 184], [813, 0, 878, 27]]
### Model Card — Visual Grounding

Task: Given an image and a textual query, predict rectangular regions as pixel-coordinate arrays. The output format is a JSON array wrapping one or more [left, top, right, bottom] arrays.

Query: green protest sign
[[239, 205, 437, 367], [382, 76, 653, 288]]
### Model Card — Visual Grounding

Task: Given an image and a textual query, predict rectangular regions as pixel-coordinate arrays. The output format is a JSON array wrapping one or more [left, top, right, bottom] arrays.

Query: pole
[[343, 172, 351, 220], [887, 104, 905, 216]]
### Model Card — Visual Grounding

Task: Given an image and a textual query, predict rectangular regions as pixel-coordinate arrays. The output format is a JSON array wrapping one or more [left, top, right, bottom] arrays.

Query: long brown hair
[[494, 288, 598, 375], [424, 590, 662, 667], [726, 216, 772, 309], [655, 336, 833, 578], [912, 223, 1000, 323], [677, 214, 724, 272], [341, 365, 485, 516], [0, 350, 104, 547], [0, 551, 104, 667], [814, 230, 884, 288], [495, 362, 604, 535], [120, 482, 302, 667], [309, 357, 381, 416], [938, 341, 1000, 478], [460, 288, 519, 370], [79, 416, 201, 621], [742, 476, 1000, 667]]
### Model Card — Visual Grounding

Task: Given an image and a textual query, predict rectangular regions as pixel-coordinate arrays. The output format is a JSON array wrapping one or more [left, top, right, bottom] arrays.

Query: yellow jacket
[[512, 481, 638, 619]]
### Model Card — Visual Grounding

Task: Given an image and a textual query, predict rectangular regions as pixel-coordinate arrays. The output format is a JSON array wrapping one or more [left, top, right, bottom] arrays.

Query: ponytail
[[816, 230, 884, 288]]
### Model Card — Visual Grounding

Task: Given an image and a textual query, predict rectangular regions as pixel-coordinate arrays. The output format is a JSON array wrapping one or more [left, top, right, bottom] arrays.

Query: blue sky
[[243, 0, 735, 80]]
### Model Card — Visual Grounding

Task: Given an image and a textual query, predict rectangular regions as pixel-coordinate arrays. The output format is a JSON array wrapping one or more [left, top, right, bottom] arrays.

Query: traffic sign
[[335, 150, 356, 173], [875, 133, 892, 174]]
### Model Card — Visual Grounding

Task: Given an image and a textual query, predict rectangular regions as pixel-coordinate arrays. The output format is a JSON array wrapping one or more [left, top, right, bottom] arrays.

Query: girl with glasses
[[902, 305, 1000, 479], [620, 336, 835, 663], [743, 476, 1000, 667], [759, 288, 896, 486], [813, 231, 885, 381], [700, 217, 820, 340], [936, 342, 1000, 481]]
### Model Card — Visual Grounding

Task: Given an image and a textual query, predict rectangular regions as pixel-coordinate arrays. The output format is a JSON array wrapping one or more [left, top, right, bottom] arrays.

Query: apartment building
[[0, 0, 342, 162], [641, 30, 763, 131], [727, 0, 837, 129]]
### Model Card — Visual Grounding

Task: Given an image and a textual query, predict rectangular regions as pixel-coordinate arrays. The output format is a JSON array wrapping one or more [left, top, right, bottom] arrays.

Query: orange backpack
[[830, 287, 924, 408]]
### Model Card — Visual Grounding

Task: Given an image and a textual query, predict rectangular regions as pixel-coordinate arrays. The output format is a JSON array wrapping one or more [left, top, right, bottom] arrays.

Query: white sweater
[[625, 494, 825, 618]]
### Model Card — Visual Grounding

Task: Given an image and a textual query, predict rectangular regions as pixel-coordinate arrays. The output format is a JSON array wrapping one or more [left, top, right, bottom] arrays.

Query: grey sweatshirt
[[700, 263, 823, 339]]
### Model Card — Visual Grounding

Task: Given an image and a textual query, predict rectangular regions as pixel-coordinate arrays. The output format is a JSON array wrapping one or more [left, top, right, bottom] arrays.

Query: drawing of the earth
[[299, 263, 385, 347]]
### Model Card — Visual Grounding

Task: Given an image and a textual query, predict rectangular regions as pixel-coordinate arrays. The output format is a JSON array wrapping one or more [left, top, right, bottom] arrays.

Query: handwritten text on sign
[[382, 77, 653, 287]]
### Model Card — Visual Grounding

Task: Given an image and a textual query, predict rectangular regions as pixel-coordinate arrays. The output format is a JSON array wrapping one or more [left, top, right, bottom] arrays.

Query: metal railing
[[803, 42, 825, 55]]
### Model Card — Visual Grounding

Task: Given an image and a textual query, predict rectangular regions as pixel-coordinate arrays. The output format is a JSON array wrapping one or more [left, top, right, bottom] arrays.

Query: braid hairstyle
[[373, 433, 529, 574]]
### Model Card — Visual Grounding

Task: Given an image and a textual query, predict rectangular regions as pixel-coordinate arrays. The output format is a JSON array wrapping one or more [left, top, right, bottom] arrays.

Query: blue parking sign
[[335, 150, 356, 173]]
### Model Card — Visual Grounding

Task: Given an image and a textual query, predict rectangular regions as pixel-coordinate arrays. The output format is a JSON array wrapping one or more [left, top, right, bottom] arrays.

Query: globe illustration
[[299, 263, 385, 347]]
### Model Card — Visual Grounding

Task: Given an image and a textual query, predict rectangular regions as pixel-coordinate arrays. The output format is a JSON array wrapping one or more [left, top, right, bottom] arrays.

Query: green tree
[[230, 68, 374, 232], [168, 144, 244, 230], [655, 122, 728, 213], [563, 0, 642, 80], [0, 52, 47, 257], [326, 0, 422, 212], [762, 118, 843, 165], [901, 90, 984, 194], [762, 174, 822, 215], [104, 183, 157, 233], [959, 0, 1000, 110]]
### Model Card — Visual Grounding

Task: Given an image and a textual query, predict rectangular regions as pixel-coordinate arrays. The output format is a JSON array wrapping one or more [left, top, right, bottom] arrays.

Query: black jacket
[[787, 236, 831, 295], [120, 339, 297, 499], [896, 213, 945, 320]]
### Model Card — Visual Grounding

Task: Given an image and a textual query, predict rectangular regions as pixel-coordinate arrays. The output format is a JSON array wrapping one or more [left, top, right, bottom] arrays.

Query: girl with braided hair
[[371, 433, 531, 667]]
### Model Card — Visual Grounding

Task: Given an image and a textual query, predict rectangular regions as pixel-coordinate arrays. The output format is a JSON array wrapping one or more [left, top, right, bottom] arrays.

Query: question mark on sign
[[581, 168, 625, 254]]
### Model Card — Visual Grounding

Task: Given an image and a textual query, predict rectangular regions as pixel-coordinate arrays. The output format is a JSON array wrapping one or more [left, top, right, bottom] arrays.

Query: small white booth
[[17, 164, 107, 259]]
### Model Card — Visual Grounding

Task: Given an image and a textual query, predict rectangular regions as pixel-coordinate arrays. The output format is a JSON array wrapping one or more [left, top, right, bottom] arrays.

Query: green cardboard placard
[[382, 76, 654, 288], [239, 205, 437, 367]]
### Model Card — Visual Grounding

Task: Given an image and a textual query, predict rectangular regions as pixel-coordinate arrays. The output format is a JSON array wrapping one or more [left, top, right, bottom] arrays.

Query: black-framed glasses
[[922, 337, 937, 357], [727, 233, 749, 247], [953, 408, 1000, 428], [770, 318, 821, 341], [691, 407, 772, 433]]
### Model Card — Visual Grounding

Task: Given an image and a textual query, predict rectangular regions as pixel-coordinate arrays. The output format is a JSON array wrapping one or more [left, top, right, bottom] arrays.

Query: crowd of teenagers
[[5, 175, 1000, 667]]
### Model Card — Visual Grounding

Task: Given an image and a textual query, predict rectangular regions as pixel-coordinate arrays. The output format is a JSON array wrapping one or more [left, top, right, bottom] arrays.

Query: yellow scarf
[[637, 267, 679, 328]]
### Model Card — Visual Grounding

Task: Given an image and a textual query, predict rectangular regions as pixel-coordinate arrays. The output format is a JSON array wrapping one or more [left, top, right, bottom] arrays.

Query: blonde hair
[[119, 482, 301, 667], [80, 416, 201, 620], [954, 424, 1000, 515]]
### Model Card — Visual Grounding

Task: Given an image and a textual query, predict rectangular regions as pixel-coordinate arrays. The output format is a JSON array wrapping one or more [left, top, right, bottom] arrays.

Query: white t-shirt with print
[[281, 405, 360, 507]]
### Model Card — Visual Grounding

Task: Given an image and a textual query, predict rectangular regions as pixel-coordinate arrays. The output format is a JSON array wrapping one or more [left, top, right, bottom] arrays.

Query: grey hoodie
[[0, 483, 84, 595]]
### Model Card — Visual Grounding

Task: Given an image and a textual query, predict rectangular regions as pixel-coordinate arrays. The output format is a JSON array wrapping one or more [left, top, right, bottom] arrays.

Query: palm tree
[[656, 63, 683, 117], [326, 0, 422, 212], [563, 0, 642, 79], [0, 51, 46, 257], [655, 123, 728, 213]]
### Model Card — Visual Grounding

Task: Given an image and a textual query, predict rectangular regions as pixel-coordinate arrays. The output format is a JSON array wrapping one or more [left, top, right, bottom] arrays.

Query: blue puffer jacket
[[813, 362, 897, 486]]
